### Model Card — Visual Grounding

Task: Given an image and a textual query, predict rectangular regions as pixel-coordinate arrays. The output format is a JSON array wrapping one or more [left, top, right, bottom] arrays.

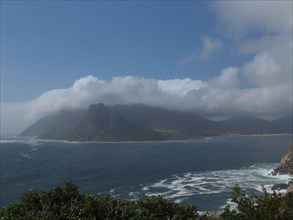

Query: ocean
[[0, 134, 292, 211]]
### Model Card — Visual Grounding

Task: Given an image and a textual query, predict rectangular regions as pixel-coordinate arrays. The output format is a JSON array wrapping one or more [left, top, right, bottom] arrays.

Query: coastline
[[1, 133, 292, 145]]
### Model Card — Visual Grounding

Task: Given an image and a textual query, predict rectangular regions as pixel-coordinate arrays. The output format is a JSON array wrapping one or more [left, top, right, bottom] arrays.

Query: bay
[[0, 134, 292, 211]]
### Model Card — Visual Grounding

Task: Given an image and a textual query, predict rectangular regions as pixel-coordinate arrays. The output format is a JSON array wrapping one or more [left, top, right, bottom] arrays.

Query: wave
[[1, 138, 44, 156], [0, 139, 23, 144], [1, 137, 41, 144], [19, 152, 34, 159], [138, 163, 291, 203]]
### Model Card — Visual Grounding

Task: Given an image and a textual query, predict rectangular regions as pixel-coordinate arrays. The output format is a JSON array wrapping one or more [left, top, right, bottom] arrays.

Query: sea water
[[0, 134, 292, 211]]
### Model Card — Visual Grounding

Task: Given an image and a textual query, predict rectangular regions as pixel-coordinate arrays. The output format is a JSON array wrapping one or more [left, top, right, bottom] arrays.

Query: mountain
[[40, 109, 86, 140], [20, 114, 59, 138], [20, 103, 292, 141], [113, 104, 229, 138], [71, 103, 163, 141], [272, 115, 293, 133], [219, 115, 277, 134], [21, 104, 164, 142]]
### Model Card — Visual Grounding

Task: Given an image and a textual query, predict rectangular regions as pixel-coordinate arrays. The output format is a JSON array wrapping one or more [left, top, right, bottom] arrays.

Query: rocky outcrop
[[271, 183, 291, 191], [271, 143, 293, 192], [273, 143, 293, 175], [286, 183, 293, 194]]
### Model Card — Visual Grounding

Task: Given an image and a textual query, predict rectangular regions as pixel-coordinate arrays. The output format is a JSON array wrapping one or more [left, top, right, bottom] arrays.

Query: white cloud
[[199, 37, 223, 60], [210, 67, 239, 88], [242, 52, 281, 86], [180, 37, 223, 63], [209, 0, 292, 115], [23, 76, 209, 122], [213, 1, 292, 37], [1, 72, 291, 135], [158, 78, 207, 97], [212, 1, 292, 88]]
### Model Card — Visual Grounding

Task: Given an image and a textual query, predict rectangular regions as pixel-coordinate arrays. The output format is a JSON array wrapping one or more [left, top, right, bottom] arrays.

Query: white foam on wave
[[139, 163, 292, 203], [142, 186, 149, 191], [19, 152, 34, 159], [1, 137, 42, 147], [219, 199, 237, 210], [1, 137, 44, 158], [0, 139, 20, 143], [174, 198, 186, 203]]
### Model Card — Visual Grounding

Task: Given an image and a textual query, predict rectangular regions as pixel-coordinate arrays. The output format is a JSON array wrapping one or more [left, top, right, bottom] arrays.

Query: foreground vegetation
[[201, 185, 293, 220], [1, 183, 293, 220]]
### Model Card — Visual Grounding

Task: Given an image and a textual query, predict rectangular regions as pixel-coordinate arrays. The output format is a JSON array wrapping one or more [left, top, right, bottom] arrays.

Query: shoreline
[[1, 133, 292, 144]]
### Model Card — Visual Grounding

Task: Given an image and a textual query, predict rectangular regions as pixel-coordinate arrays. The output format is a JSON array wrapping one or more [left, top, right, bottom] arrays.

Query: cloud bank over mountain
[[1, 71, 291, 135]]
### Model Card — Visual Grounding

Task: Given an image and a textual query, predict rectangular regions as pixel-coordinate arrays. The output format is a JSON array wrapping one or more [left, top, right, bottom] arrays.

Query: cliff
[[273, 142, 293, 175]]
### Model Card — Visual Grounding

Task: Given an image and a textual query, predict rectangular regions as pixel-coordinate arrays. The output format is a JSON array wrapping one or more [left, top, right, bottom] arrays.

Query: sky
[[1, 0, 292, 135]]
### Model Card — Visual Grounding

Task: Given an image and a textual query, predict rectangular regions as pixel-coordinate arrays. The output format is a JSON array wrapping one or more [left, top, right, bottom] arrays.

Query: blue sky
[[1, 1, 292, 135], [1, 1, 242, 102]]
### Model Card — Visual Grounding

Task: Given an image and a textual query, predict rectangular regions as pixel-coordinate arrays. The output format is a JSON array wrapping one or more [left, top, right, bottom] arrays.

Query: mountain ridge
[[20, 103, 292, 141]]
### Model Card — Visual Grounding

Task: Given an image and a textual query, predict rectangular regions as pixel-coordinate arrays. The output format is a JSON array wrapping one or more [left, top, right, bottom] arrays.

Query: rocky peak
[[85, 103, 112, 128]]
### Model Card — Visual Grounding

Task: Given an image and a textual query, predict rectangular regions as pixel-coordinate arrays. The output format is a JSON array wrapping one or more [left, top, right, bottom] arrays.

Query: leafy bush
[[221, 185, 293, 220], [200, 184, 293, 220], [0, 182, 198, 220]]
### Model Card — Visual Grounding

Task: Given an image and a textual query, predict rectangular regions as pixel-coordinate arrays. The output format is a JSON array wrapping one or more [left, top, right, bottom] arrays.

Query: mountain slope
[[272, 115, 293, 133], [20, 109, 86, 139], [219, 115, 276, 134], [113, 104, 229, 138], [40, 109, 86, 140], [71, 103, 164, 141], [21, 104, 164, 142], [20, 104, 291, 141], [20, 114, 58, 137]]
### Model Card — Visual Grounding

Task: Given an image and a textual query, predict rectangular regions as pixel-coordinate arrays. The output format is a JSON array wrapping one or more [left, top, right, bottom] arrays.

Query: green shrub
[[0, 182, 198, 220], [200, 184, 293, 220], [221, 185, 293, 220]]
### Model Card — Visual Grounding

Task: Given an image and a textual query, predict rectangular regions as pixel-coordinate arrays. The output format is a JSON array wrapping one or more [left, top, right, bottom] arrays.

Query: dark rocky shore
[[272, 142, 293, 193], [273, 142, 293, 175]]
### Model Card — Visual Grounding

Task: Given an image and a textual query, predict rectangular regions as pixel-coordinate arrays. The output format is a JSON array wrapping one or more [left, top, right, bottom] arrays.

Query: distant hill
[[218, 115, 291, 134], [20, 104, 292, 141], [20, 114, 59, 138], [113, 104, 229, 139], [272, 115, 293, 133]]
